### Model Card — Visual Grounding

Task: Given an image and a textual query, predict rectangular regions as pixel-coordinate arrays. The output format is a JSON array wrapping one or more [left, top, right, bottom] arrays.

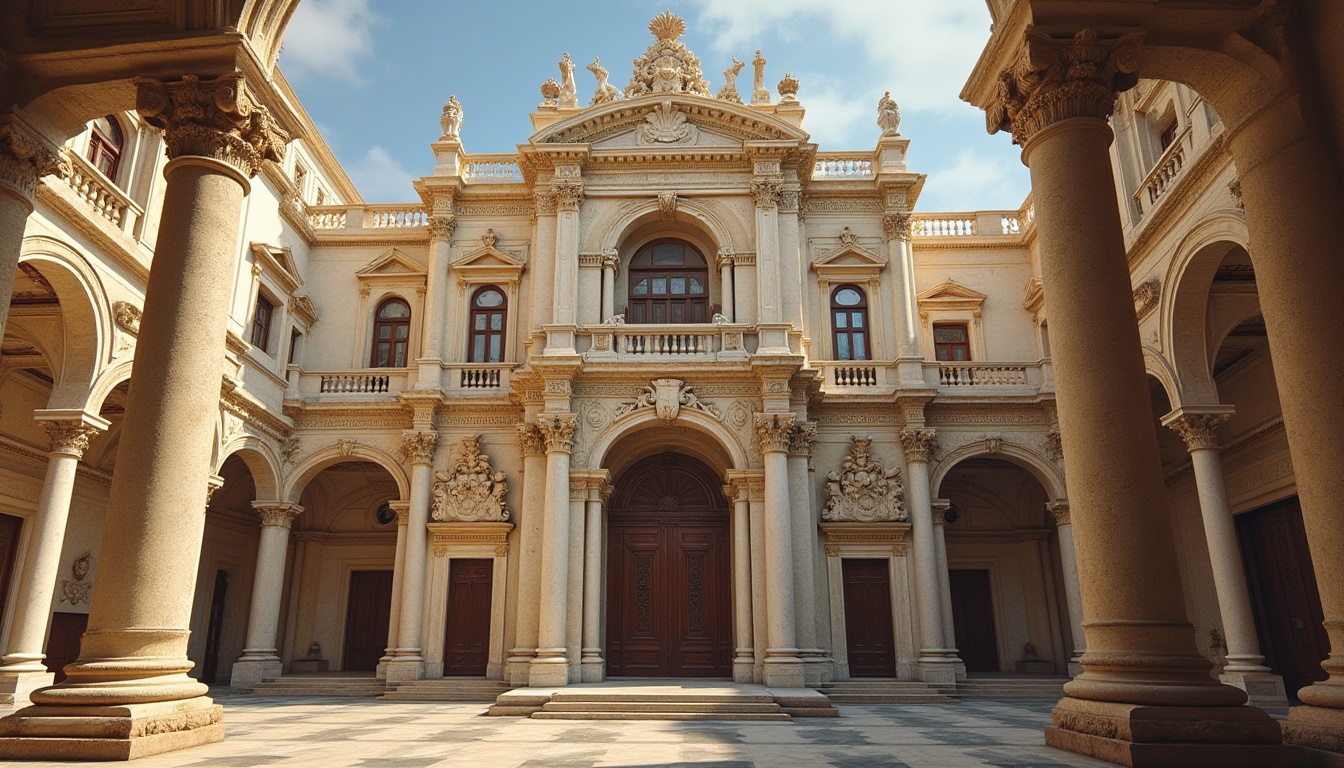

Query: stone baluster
[[381, 500, 411, 674], [755, 414, 804, 687], [600, 249, 618, 323], [0, 413, 106, 705], [717, 248, 735, 322], [901, 428, 955, 682], [506, 423, 546, 684], [0, 119, 64, 339], [930, 499, 963, 678], [230, 502, 303, 687], [530, 413, 577, 686], [1047, 501, 1086, 677], [580, 477, 611, 682], [386, 430, 438, 682]]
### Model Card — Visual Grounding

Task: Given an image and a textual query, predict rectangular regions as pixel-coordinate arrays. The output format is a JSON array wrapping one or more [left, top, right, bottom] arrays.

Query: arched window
[[468, 286, 507, 363], [370, 297, 411, 368], [88, 116, 124, 181], [831, 284, 870, 361], [626, 239, 709, 324]]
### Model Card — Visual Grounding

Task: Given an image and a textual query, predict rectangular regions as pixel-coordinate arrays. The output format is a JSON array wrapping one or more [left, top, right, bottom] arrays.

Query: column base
[[1283, 704, 1344, 760], [762, 658, 806, 689], [733, 658, 756, 684], [1069, 660, 1085, 678], [0, 696, 223, 761], [228, 657, 282, 689], [1219, 671, 1289, 715], [383, 658, 425, 683], [527, 658, 570, 688], [1044, 696, 1303, 768], [504, 655, 533, 686], [579, 657, 604, 684], [917, 661, 959, 686], [0, 669, 53, 707], [802, 654, 834, 685]]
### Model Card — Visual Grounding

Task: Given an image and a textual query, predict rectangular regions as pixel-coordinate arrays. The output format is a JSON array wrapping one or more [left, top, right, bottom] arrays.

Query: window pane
[[378, 326, 392, 339], [652, 243, 682, 265], [835, 288, 862, 306], [652, 277, 667, 295], [378, 301, 410, 318], [393, 344, 406, 368], [395, 326, 409, 339], [952, 347, 967, 361], [853, 334, 867, 360], [475, 314, 487, 330], [488, 337, 502, 362], [837, 335, 850, 360], [490, 313, 503, 330], [851, 311, 864, 328], [689, 276, 703, 294], [475, 289, 504, 308], [934, 325, 968, 343], [473, 336, 485, 362], [835, 313, 847, 329], [670, 276, 686, 294], [632, 279, 648, 295]]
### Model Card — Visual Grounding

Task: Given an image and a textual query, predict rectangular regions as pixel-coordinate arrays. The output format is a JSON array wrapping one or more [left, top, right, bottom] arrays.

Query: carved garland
[[431, 436, 510, 523], [824, 435, 907, 523]]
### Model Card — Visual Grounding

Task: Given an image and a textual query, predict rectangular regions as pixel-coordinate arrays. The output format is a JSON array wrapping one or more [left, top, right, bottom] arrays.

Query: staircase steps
[[489, 684, 836, 721], [937, 677, 1068, 698], [814, 679, 956, 704], [382, 678, 513, 701], [248, 675, 387, 697]]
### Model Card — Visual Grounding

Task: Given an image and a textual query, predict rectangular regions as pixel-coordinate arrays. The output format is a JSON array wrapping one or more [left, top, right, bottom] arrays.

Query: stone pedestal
[[0, 698, 225, 761]]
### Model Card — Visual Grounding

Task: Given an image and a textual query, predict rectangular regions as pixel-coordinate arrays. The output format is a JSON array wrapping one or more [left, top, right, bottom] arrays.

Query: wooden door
[[1238, 497, 1328, 696], [607, 453, 731, 677], [342, 570, 393, 672], [950, 569, 1000, 672], [0, 514, 21, 637], [44, 612, 89, 683], [443, 559, 493, 676], [842, 559, 897, 676], [201, 569, 229, 683]]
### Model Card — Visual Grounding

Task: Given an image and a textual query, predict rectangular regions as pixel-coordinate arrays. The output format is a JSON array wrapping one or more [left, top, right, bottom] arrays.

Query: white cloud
[[791, 79, 872, 148], [279, 0, 376, 82], [920, 149, 1025, 212], [347, 146, 416, 203]]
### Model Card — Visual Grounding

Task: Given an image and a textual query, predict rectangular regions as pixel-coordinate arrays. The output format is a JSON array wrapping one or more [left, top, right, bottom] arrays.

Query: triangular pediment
[[452, 247, 525, 270], [812, 244, 887, 270], [918, 278, 987, 303], [249, 242, 303, 293], [529, 95, 809, 147], [357, 248, 426, 278]]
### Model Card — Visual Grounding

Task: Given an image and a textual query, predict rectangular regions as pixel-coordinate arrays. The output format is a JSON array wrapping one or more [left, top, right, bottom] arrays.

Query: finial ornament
[[877, 91, 901, 136], [587, 58, 620, 105], [649, 10, 687, 41], [439, 96, 463, 141], [540, 78, 562, 107], [625, 12, 710, 97], [777, 74, 800, 103]]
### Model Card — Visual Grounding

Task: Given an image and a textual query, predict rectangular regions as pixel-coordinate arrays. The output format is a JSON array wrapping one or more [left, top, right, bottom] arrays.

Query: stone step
[[382, 679, 514, 701], [550, 691, 776, 704], [824, 693, 957, 703], [530, 711, 793, 722], [248, 677, 387, 697], [542, 701, 784, 714]]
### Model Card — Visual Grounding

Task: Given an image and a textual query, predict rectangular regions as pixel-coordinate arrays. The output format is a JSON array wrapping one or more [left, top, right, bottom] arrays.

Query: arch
[[587, 407, 748, 478], [84, 357, 135, 414], [215, 439, 282, 500], [931, 439, 1066, 501], [18, 236, 113, 408], [585, 196, 746, 257], [283, 443, 410, 503], [1142, 348, 1182, 409]]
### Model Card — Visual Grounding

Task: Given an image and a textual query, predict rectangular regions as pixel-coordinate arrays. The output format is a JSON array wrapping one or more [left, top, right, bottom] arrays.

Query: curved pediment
[[529, 95, 810, 148]]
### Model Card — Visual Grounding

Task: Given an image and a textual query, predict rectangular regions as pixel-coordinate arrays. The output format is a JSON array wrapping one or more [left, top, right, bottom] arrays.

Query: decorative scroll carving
[[0, 122, 66, 200], [838, 227, 858, 246], [898, 427, 938, 463], [59, 552, 93, 605], [1133, 278, 1161, 320], [823, 436, 907, 523], [135, 73, 289, 177], [536, 413, 577, 453], [615, 379, 722, 422], [877, 91, 902, 136], [439, 96, 463, 141], [624, 12, 711, 98], [750, 177, 782, 208], [516, 422, 545, 456], [883, 212, 912, 240], [1167, 413, 1229, 452], [42, 421, 100, 458], [432, 436, 509, 523], [754, 413, 796, 453], [400, 430, 438, 464], [986, 27, 1144, 146], [588, 58, 620, 105], [639, 100, 698, 144], [717, 57, 745, 103]]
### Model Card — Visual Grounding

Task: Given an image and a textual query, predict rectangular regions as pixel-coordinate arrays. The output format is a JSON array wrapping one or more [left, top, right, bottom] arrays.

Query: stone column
[[1222, 89, 1344, 747], [787, 422, 826, 683], [0, 74, 289, 760], [747, 479, 768, 682], [930, 499, 964, 679], [718, 248, 735, 322], [530, 413, 576, 687], [882, 213, 920, 359], [418, 212, 455, 386], [547, 179, 583, 354], [1164, 409, 1286, 709], [0, 414, 106, 705], [600, 250, 617, 323], [386, 430, 438, 682], [230, 502, 303, 687], [984, 28, 1288, 762], [755, 414, 804, 688], [750, 178, 782, 324], [1048, 501, 1086, 677], [506, 423, 546, 684], [0, 119, 63, 339], [902, 428, 955, 683], [580, 479, 610, 682], [380, 501, 411, 675], [725, 478, 755, 683]]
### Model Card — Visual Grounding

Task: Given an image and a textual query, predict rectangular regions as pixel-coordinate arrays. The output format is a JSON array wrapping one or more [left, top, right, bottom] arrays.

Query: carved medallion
[[431, 436, 510, 522], [823, 435, 907, 523]]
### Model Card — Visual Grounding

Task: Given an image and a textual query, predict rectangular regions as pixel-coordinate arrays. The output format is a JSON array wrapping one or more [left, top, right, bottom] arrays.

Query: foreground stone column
[[0, 119, 63, 339], [725, 477, 755, 683], [386, 430, 437, 682], [0, 73, 287, 760], [230, 502, 303, 687], [506, 423, 546, 684], [380, 501, 411, 676], [1048, 501, 1086, 677], [984, 28, 1291, 765], [755, 414, 804, 688], [930, 500, 964, 680], [0, 414, 106, 705], [787, 423, 826, 683], [530, 413, 576, 687], [1222, 89, 1344, 754], [580, 479, 609, 682], [901, 428, 956, 683]]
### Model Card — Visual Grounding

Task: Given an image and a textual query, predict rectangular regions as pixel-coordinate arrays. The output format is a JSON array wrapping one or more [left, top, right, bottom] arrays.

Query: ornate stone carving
[[983, 434, 1004, 454], [587, 58, 620, 105], [400, 430, 438, 464], [777, 188, 801, 213], [59, 552, 94, 606], [1167, 413, 1230, 452], [751, 50, 770, 104], [254, 502, 302, 528], [112, 301, 142, 336], [432, 436, 509, 523], [280, 435, 301, 466], [883, 212, 912, 240], [877, 91, 902, 136], [516, 422, 545, 456], [533, 189, 557, 216], [838, 227, 858, 246], [134, 73, 289, 177], [554, 181, 584, 212], [439, 96, 463, 140], [43, 420, 100, 457], [986, 27, 1144, 146], [1045, 427, 1064, 461], [754, 413, 796, 454], [1047, 501, 1071, 527], [427, 214, 456, 240], [789, 420, 817, 456], [1133, 277, 1161, 320], [540, 78, 562, 107], [717, 57, 745, 103], [777, 73, 800, 103], [750, 177, 782, 209], [658, 190, 678, 219], [337, 438, 359, 457], [639, 100, 698, 145], [0, 122, 66, 200], [624, 12, 711, 98], [559, 52, 579, 108], [615, 379, 722, 422], [898, 427, 938, 463], [1228, 178, 1244, 210], [536, 413, 577, 453], [823, 436, 907, 523]]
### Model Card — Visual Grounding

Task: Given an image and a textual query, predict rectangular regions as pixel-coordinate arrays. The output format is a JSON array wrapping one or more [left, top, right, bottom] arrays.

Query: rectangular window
[[1159, 118, 1179, 151], [251, 295, 274, 353], [933, 323, 970, 362], [287, 328, 302, 364]]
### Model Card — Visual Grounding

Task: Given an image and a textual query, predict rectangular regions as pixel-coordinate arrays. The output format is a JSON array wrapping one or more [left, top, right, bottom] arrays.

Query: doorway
[[342, 570, 393, 671], [443, 558, 493, 676], [842, 558, 897, 677], [950, 569, 1000, 672]]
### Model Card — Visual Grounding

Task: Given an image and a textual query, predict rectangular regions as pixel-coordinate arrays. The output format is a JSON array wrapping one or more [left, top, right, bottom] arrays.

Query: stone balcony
[[813, 359, 1053, 397], [577, 323, 759, 364]]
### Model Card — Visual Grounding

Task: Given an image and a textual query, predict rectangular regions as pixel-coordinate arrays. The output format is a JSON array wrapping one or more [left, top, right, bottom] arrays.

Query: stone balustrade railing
[[308, 208, 347, 229], [290, 368, 409, 399], [912, 216, 977, 237], [367, 205, 428, 228], [60, 151, 143, 234], [445, 363, 513, 392], [308, 205, 427, 231], [1134, 127, 1191, 214], [463, 155, 523, 182], [813, 153, 873, 178], [580, 323, 755, 362], [816, 361, 893, 393], [929, 362, 1033, 387]]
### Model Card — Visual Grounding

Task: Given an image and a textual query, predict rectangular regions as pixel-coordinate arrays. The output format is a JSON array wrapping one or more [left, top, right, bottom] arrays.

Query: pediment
[[812, 244, 887, 270], [452, 246, 526, 284], [918, 278, 987, 304], [356, 249, 426, 279], [529, 95, 809, 147], [249, 242, 303, 294]]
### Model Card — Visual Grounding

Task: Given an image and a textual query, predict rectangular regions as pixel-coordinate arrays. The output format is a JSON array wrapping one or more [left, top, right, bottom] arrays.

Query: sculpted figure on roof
[[625, 11, 711, 98]]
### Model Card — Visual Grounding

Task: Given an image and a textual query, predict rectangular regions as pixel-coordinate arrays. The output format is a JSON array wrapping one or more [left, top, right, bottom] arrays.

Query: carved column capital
[[427, 214, 456, 241], [536, 413, 577, 454], [1047, 500, 1071, 527], [400, 429, 439, 465], [986, 27, 1144, 146], [388, 500, 412, 526], [931, 499, 951, 526], [754, 413, 797, 454], [899, 427, 938, 464], [516, 421, 546, 457], [0, 122, 66, 202], [788, 420, 817, 456], [534, 188, 558, 216], [749, 177, 782, 209], [553, 181, 584, 212], [1167, 413, 1230, 452], [599, 482, 615, 508], [205, 474, 225, 508], [883, 212, 912, 240], [134, 73, 289, 178], [251, 501, 303, 529], [40, 420, 103, 458], [600, 247, 620, 272]]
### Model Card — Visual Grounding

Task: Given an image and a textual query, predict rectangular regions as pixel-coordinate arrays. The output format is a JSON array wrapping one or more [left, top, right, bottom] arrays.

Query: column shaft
[[730, 487, 754, 682], [580, 491, 604, 682], [507, 428, 546, 682], [384, 504, 410, 661], [720, 258, 735, 322], [231, 503, 301, 686], [757, 415, 802, 687], [1051, 508, 1087, 673], [904, 449, 949, 675], [388, 457, 433, 679], [747, 492, 768, 681], [600, 264, 615, 322], [530, 414, 575, 686], [933, 520, 957, 660], [883, 219, 919, 357], [787, 447, 821, 680]]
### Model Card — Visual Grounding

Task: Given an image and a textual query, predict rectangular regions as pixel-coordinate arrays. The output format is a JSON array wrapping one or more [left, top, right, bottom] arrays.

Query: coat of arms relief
[[431, 436, 509, 522], [823, 436, 907, 522]]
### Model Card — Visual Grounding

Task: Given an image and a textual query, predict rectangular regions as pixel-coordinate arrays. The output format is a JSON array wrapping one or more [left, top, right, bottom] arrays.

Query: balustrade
[[813, 154, 873, 178], [59, 152, 141, 233], [1134, 127, 1191, 214], [319, 373, 391, 394], [935, 363, 1029, 387], [912, 217, 976, 237], [366, 206, 428, 228], [463, 157, 522, 181]]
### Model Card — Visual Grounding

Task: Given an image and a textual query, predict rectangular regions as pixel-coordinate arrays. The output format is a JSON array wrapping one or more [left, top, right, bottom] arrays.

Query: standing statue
[[439, 95, 463, 141], [751, 50, 770, 104], [877, 91, 901, 137], [587, 57, 619, 105], [559, 52, 578, 107], [716, 57, 745, 103]]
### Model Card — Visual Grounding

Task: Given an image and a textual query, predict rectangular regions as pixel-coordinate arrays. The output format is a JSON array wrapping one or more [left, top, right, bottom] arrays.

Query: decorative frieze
[[823, 435, 907, 523], [614, 379, 722, 422], [134, 73, 289, 177], [537, 413, 577, 453], [432, 436, 509, 523], [898, 427, 938, 463], [400, 430, 439, 464], [821, 522, 909, 557]]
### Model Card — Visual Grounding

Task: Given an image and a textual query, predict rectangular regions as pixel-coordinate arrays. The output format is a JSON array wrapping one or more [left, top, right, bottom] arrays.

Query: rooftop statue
[[588, 57, 619, 105], [716, 57, 745, 103], [559, 53, 579, 108], [625, 11, 711, 98], [751, 50, 770, 104], [878, 90, 901, 136], [439, 95, 463, 141]]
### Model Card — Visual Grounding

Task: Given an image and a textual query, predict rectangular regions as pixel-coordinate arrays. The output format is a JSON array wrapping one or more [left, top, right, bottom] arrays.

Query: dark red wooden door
[[607, 453, 731, 677], [1238, 497, 1329, 696], [342, 570, 393, 671], [443, 558, 493, 676], [0, 514, 21, 640], [842, 558, 897, 677], [950, 569, 1000, 672], [45, 612, 89, 683]]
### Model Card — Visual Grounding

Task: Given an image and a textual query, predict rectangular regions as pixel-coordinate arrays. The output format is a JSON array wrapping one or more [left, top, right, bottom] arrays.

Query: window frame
[[625, 238, 711, 325], [467, 286, 508, 364], [250, 294, 275, 354], [933, 322, 972, 362], [830, 284, 872, 362], [87, 115, 124, 182], [369, 296, 413, 368]]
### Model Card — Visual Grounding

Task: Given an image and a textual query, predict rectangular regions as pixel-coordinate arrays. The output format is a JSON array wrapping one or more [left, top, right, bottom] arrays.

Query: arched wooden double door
[[606, 452, 732, 677]]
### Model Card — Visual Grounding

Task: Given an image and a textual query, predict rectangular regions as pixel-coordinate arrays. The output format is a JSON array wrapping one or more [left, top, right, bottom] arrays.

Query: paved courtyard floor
[[10, 693, 1115, 767]]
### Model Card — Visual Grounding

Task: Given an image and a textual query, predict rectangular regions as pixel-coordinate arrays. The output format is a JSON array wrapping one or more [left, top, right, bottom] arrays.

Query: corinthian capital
[[42, 420, 102, 458], [252, 501, 303, 529], [135, 73, 289, 177], [427, 214, 456, 241], [536, 413, 578, 453], [1047, 500, 1071, 527], [516, 421, 545, 456], [987, 27, 1144, 146], [754, 413, 797, 454], [553, 181, 584, 212], [749, 177, 782, 209], [898, 427, 937, 463], [1166, 413, 1229, 452], [0, 123, 66, 202], [401, 429, 439, 465], [788, 420, 817, 455], [883, 212, 912, 240]]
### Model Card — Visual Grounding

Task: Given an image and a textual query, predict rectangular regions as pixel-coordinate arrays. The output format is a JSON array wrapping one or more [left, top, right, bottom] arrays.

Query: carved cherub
[[877, 91, 901, 136], [588, 57, 619, 105], [440, 95, 463, 141]]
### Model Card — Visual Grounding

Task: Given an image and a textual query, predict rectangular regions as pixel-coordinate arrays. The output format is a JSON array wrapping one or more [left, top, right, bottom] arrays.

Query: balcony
[[579, 323, 757, 363], [444, 363, 514, 395], [1133, 126, 1192, 216], [924, 361, 1051, 393], [815, 361, 897, 395], [289, 368, 410, 401], [306, 203, 429, 242]]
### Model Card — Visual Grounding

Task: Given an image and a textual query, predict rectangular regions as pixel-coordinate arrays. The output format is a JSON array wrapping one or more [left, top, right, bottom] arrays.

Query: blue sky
[[279, 0, 1030, 212]]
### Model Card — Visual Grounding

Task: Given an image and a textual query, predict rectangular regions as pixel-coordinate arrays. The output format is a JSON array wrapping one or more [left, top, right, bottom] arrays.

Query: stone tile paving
[[9, 693, 1115, 768]]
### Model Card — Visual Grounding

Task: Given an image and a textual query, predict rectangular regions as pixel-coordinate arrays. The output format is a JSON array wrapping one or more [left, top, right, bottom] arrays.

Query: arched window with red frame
[[830, 284, 870, 361], [370, 297, 411, 368], [626, 239, 709, 324], [468, 286, 507, 363], [88, 116, 124, 182]]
